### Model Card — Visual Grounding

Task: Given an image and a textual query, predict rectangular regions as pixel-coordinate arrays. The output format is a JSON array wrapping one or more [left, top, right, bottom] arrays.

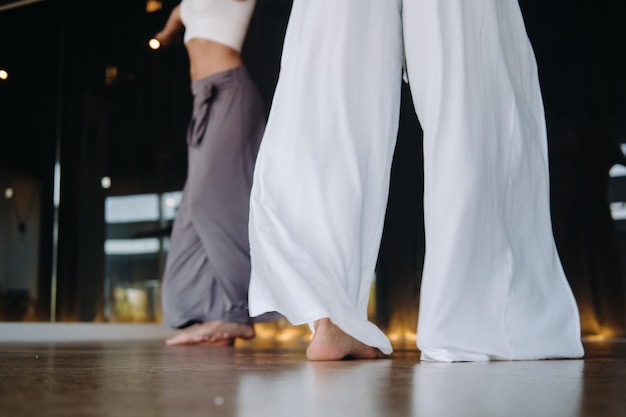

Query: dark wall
[[524, 0, 626, 336], [0, 0, 62, 320]]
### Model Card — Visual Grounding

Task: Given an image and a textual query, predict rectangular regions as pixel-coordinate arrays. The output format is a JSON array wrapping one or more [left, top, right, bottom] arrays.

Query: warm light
[[4, 187, 14, 199], [585, 327, 622, 341], [388, 332, 403, 342], [101, 176, 112, 189], [387, 319, 418, 348], [0, 69, 8, 80], [250, 319, 311, 344], [403, 331, 417, 343], [148, 38, 161, 50], [165, 197, 176, 207], [145, 0, 162, 13], [105, 66, 118, 86]]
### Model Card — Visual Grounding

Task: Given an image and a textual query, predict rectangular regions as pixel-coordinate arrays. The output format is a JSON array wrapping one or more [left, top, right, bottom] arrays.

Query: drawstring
[[187, 82, 218, 147]]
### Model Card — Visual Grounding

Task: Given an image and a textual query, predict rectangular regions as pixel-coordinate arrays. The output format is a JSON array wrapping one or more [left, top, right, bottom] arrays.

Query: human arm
[[154, 4, 184, 47]]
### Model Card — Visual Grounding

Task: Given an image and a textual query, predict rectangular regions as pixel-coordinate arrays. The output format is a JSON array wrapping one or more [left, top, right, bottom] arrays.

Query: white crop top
[[180, 0, 256, 53]]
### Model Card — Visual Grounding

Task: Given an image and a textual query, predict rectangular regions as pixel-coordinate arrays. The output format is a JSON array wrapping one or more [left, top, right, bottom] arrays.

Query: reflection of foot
[[306, 318, 385, 361], [165, 321, 255, 346]]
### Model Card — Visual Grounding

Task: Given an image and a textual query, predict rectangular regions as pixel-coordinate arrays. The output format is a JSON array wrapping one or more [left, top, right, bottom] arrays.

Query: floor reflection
[[233, 354, 585, 417], [237, 360, 397, 417], [411, 360, 584, 417]]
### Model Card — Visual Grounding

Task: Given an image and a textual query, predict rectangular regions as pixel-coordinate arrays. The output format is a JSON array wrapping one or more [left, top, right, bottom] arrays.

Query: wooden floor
[[1, 337, 625, 417]]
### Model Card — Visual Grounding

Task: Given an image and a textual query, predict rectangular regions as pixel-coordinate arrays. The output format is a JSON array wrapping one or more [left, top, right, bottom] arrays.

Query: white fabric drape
[[248, 0, 584, 361]]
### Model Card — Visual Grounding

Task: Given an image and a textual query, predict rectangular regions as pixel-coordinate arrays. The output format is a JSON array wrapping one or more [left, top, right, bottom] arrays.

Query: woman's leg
[[162, 67, 270, 344], [248, 0, 404, 357], [402, 0, 584, 361]]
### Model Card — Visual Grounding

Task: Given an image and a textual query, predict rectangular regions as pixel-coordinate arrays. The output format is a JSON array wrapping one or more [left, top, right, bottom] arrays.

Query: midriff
[[185, 38, 243, 81]]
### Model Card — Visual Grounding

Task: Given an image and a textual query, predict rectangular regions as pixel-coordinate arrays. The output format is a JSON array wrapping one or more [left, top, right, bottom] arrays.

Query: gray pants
[[162, 66, 273, 328]]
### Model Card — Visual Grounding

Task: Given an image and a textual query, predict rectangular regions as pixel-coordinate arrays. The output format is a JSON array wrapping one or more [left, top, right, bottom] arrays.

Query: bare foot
[[165, 321, 255, 346], [306, 318, 385, 361]]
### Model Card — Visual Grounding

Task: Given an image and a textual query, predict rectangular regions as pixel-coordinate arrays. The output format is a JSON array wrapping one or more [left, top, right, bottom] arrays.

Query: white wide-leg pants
[[249, 0, 584, 361]]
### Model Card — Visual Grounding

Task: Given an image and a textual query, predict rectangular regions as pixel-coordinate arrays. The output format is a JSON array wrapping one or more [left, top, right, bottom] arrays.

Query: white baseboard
[[0, 323, 177, 342]]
